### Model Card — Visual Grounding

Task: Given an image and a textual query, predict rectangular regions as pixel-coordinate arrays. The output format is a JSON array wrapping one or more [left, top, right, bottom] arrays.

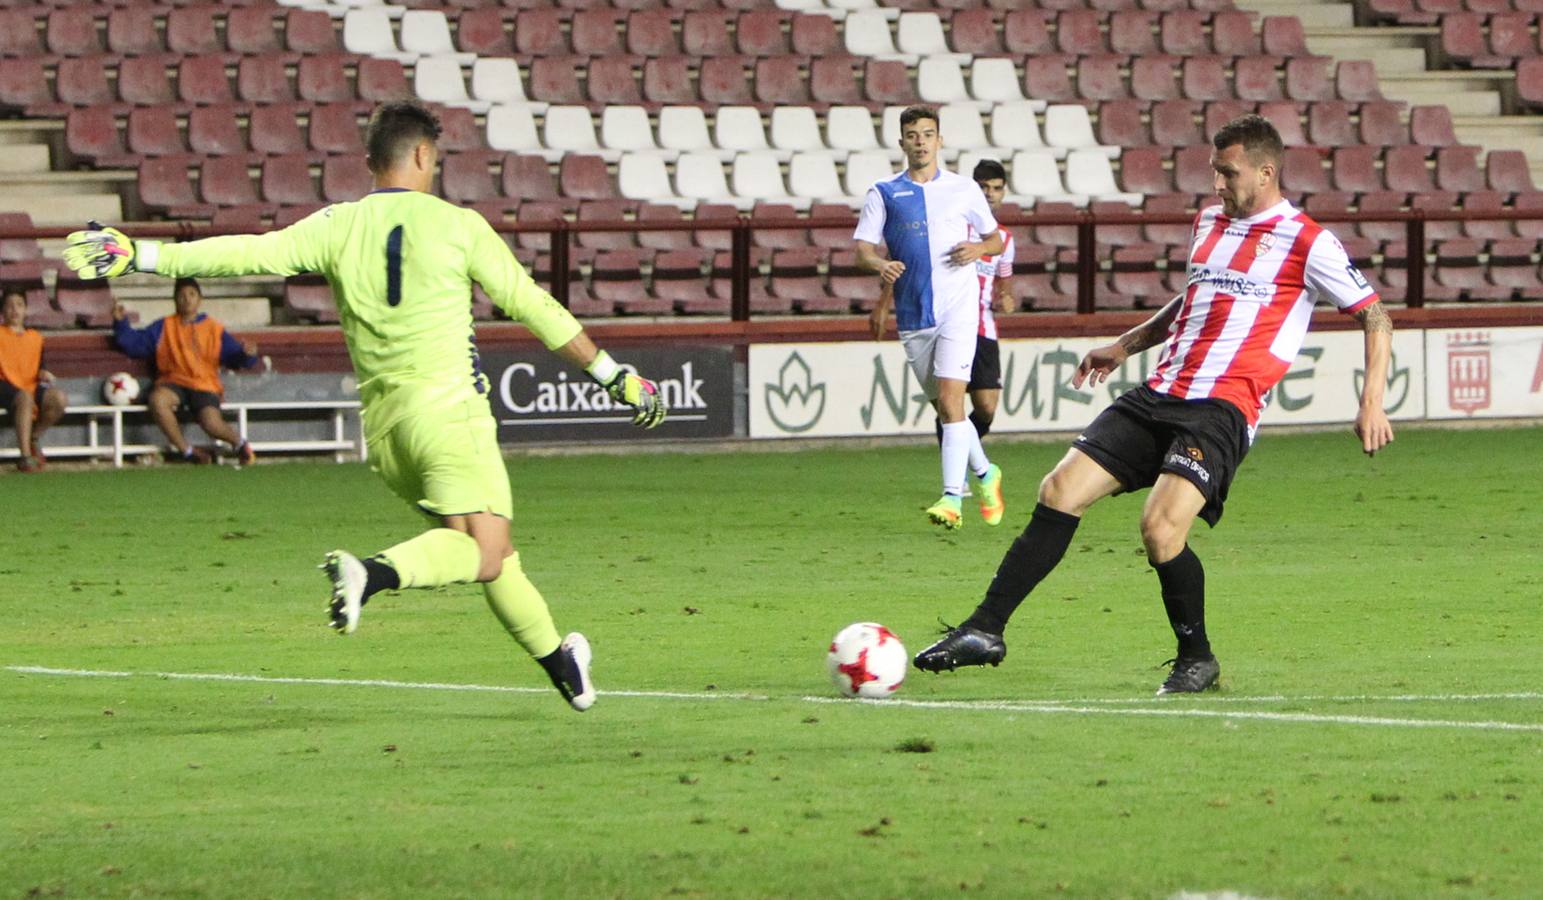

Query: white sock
[[967, 425, 990, 479], [940, 420, 973, 497]]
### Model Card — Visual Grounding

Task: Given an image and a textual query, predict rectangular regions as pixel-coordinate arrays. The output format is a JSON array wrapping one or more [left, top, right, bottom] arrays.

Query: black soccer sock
[[535, 646, 566, 682], [933, 416, 943, 446], [1152, 545, 1211, 659], [963, 503, 1081, 635], [969, 409, 992, 439], [361, 556, 400, 604]]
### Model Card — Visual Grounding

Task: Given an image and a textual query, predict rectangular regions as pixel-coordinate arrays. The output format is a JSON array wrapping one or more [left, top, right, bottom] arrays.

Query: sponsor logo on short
[[1167, 451, 1211, 483]]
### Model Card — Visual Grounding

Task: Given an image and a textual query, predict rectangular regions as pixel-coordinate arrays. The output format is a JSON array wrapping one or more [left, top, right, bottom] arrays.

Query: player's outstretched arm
[[65, 216, 332, 281], [553, 332, 667, 429], [1072, 293, 1182, 389], [1352, 300, 1395, 456]]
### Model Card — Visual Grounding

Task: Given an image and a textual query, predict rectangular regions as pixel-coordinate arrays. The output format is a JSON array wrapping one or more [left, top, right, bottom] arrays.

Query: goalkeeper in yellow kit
[[62, 101, 667, 712]]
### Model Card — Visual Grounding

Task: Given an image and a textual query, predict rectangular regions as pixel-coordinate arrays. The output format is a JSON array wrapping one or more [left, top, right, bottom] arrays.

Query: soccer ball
[[827, 622, 907, 699], [102, 372, 140, 406]]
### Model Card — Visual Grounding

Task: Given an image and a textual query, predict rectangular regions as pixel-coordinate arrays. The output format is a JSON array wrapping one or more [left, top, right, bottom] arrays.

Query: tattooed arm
[[1071, 293, 1182, 389], [1352, 300, 1395, 456]]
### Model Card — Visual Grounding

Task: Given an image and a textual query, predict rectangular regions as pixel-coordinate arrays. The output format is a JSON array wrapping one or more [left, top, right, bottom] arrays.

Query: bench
[[0, 400, 364, 467]]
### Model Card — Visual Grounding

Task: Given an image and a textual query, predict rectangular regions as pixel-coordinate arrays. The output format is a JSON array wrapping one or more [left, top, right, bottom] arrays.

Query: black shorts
[[160, 383, 223, 417], [0, 379, 46, 411], [1073, 385, 1252, 527], [968, 337, 1001, 391]]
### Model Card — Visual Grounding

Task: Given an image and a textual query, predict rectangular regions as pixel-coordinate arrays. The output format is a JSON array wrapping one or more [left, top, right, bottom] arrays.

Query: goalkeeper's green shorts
[[368, 395, 514, 521]]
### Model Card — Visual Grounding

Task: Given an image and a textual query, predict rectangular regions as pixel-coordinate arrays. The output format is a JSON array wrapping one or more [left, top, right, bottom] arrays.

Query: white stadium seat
[[618, 153, 685, 207], [826, 0, 899, 20], [602, 106, 674, 161], [990, 102, 1050, 153], [897, 13, 969, 64], [485, 105, 551, 158], [542, 106, 615, 161], [770, 107, 826, 155], [413, 56, 488, 113], [843, 12, 914, 63], [826, 106, 884, 157], [970, 58, 1032, 106], [470, 59, 544, 112], [399, 11, 473, 63], [732, 151, 797, 208], [917, 59, 981, 108], [658, 107, 724, 160], [675, 151, 734, 206], [341, 9, 415, 63], [843, 150, 895, 202], [789, 152, 844, 204], [1043, 104, 1118, 159], [714, 106, 777, 159], [938, 104, 990, 156], [1009, 149, 1086, 206], [1064, 150, 1142, 204]]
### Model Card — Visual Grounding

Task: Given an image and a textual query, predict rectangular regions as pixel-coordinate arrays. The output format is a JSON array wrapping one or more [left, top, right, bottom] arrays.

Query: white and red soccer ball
[[102, 372, 140, 406], [826, 622, 907, 699]]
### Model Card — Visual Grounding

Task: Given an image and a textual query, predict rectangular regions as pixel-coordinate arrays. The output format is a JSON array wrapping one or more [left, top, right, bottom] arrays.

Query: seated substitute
[[0, 286, 68, 472], [111, 278, 259, 465]]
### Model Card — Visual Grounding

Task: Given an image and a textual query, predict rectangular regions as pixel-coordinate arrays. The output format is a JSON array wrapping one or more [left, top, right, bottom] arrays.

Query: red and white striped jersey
[[1148, 200, 1377, 425], [969, 226, 1014, 340]]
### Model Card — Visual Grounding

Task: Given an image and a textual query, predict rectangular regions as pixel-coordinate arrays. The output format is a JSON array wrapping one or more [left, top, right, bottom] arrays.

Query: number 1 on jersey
[[386, 225, 404, 306]]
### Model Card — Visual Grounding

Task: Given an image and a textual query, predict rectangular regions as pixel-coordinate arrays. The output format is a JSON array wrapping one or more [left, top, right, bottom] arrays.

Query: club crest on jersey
[[1254, 233, 1275, 256]]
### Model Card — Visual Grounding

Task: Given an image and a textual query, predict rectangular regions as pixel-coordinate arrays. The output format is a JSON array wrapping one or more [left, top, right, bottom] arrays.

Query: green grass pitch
[[3, 426, 1540, 898]]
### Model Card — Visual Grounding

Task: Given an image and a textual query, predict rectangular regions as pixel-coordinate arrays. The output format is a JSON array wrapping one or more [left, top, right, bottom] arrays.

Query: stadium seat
[[187, 106, 249, 159], [1332, 146, 1383, 195], [951, 9, 1005, 55], [1023, 56, 1077, 104], [542, 105, 606, 159], [1076, 55, 1128, 103], [1057, 10, 1106, 55], [599, 106, 665, 160], [827, 105, 883, 155], [1141, 192, 1192, 246], [774, 248, 846, 313], [1486, 150, 1536, 195], [1435, 146, 1483, 194], [1004, 10, 1054, 56], [107, 8, 163, 58], [898, 12, 962, 61], [1181, 56, 1233, 102], [1117, 146, 1170, 195], [575, 199, 639, 252], [771, 107, 826, 156], [716, 106, 774, 157], [864, 60, 914, 108], [572, 10, 626, 58], [730, 11, 782, 57], [286, 10, 340, 56], [126, 107, 188, 158], [1383, 145, 1435, 194], [168, 6, 224, 59], [1285, 58, 1335, 103], [560, 154, 616, 200], [0, 10, 40, 60], [1260, 16, 1310, 57], [357, 59, 412, 103], [1106, 243, 1168, 310], [1458, 191, 1513, 242], [55, 276, 117, 329], [636, 202, 696, 250], [1259, 102, 1308, 148], [809, 59, 863, 107], [1485, 12, 1535, 62], [1234, 58, 1284, 104], [43, 8, 100, 58], [1412, 192, 1463, 242], [1010, 150, 1084, 205], [1279, 146, 1331, 195], [755, 57, 813, 106], [66, 108, 129, 167], [1212, 11, 1260, 57], [845, 11, 914, 63], [322, 156, 372, 203], [1514, 192, 1543, 241], [0, 59, 60, 118], [284, 275, 340, 324], [1067, 151, 1141, 205], [673, 152, 732, 207], [1359, 102, 1408, 146], [1160, 11, 1208, 56], [343, 9, 416, 64], [201, 157, 270, 213], [844, 150, 895, 202], [113, 57, 173, 109], [939, 104, 991, 157], [700, 57, 755, 107], [1044, 105, 1113, 159], [1149, 100, 1202, 147], [657, 106, 717, 159], [651, 249, 721, 315], [1355, 192, 1406, 244], [1519, 58, 1543, 112], [679, 12, 733, 58], [415, 57, 487, 113], [807, 201, 856, 250], [308, 104, 364, 156], [588, 249, 659, 317], [1110, 10, 1161, 56], [1335, 61, 1383, 104], [139, 158, 215, 218], [1483, 239, 1541, 298], [792, 13, 843, 57], [970, 58, 1028, 106], [471, 59, 540, 110], [1131, 56, 1183, 102], [516, 10, 569, 58], [455, 8, 513, 57], [529, 58, 589, 106], [619, 154, 681, 208], [503, 153, 562, 204], [732, 152, 795, 208], [262, 155, 321, 206], [250, 106, 310, 159], [711, 250, 784, 315], [176, 56, 235, 108], [237, 57, 294, 106], [1015, 243, 1074, 311], [442, 151, 503, 205], [750, 202, 809, 250], [1092, 199, 1145, 248], [990, 101, 1050, 156], [512, 200, 565, 252], [1172, 145, 1217, 198], [297, 55, 356, 107], [1409, 106, 1459, 148], [827, 249, 877, 312], [640, 58, 694, 107], [626, 9, 679, 58], [693, 203, 740, 254], [1307, 101, 1355, 148]]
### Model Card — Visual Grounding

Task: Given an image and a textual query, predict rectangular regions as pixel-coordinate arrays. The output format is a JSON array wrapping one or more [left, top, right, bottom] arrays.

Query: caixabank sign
[[485, 346, 734, 441], [748, 332, 1433, 438]]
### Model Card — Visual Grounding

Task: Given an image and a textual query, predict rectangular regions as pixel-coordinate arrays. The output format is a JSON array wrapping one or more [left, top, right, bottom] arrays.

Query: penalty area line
[[7, 665, 1541, 733]]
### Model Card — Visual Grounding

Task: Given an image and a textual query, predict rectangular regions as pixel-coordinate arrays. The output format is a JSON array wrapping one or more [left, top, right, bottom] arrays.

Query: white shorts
[[900, 308, 978, 399]]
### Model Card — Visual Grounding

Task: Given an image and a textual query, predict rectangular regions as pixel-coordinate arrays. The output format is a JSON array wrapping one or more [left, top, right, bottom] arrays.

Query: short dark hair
[[1212, 114, 1284, 167], [2, 284, 26, 304], [174, 277, 201, 295], [898, 105, 939, 131], [972, 159, 1007, 183], [365, 101, 443, 175]]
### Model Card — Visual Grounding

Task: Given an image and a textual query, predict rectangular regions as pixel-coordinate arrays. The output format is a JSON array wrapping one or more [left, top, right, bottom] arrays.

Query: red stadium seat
[[107, 8, 163, 58], [237, 57, 295, 105], [1409, 105, 1458, 148], [864, 60, 912, 107], [1098, 100, 1150, 147], [1335, 61, 1383, 104], [297, 55, 356, 106], [178, 56, 235, 107], [588, 57, 644, 106], [0, 59, 61, 117], [516, 10, 570, 57], [1432, 239, 1501, 302], [1160, 11, 1208, 56], [262, 155, 321, 206], [1181, 57, 1233, 102], [1118, 146, 1171, 194], [0, 10, 42, 60], [514, 201, 567, 252], [1024, 56, 1076, 104], [200, 157, 269, 211], [1489, 13, 1539, 62], [576, 199, 639, 252], [1017, 243, 1075, 312], [66, 108, 127, 167], [1173, 144, 1219, 196], [1056, 10, 1106, 55], [187, 105, 249, 157], [1355, 192, 1406, 244], [791, 13, 842, 57], [1307, 101, 1355, 147], [684, 12, 735, 57], [310, 104, 365, 156], [1131, 56, 1182, 102], [1259, 102, 1308, 147], [811, 59, 862, 106], [808, 202, 856, 251], [1514, 192, 1543, 241], [286, 10, 340, 55], [627, 10, 679, 57], [756, 57, 812, 105], [737, 11, 790, 57], [1260, 16, 1310, 57], [700, 57, 754, 106], [1285, 58, 1334, 103], [1142, 192, 1192, 246], [750, 202, 809, 251], [951, 9, 1006, 56], [711, 250, 784, 315], [1202, 100, 1253, 139], [442, 151, 504, 205], [1281, 146, 1333, 195], [1458, 190, 1513, 241], [1486, 150, 1535, 194], [127, 107, 188, 158], [587, 250, 657, 317], [1108, 243, 1169, 310], [1411, 191, 1462, 241], [693, 203, 740, 253], [1150, 100, 1203, 147], [773, 248, 845, 314], [43, 8, 99, 58], [357, 59, 412, 103], [139, 158, 215, 218], [249, 106, 310, 158], [1383, 145, 1434, 194], [322, 156, 371, 203], [642, 57, 696, 105], [560, 154, 616, 200], [1440, 14, 1503, 68], [503, 153, 561, 202], [1358, 101, 1408, 146], [167, 6, 224, 59], [1211, 12, 1260, 57], [1517, 57, 1543, 112], [1109, 11, 1161, 56], [637, 202, 696, 251], [651, 249, 721, 315], [456, 8, 514, 57], [828, 249, 876, 313], [1093, 200, 1145, 248], [1484, 239, 1541, 298], [572, 10, 625, 58], [1234, 57, 1284, 103], [1033, 200, 1080, 250], [1004, 10, 1054, 56], [1077, 55, 1129, 102], [59, 57, 121, 110], [284, 275, 340, 324], [227, 8, 283, 58], [55, 276, 117, 329], [1435, 145, 1483, 193], [1331, 146, 1383, 194]]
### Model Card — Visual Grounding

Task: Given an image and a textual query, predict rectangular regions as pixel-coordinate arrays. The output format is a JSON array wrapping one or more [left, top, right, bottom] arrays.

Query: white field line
[[7, 665, 1542, 734]]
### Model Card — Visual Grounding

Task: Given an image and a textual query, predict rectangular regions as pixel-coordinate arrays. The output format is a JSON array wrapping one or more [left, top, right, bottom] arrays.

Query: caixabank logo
[[486, 347, 734, 440]]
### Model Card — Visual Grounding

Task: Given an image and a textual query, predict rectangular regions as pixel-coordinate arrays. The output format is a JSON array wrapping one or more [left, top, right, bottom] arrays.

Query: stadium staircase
[[3, 0, 1543, 327]]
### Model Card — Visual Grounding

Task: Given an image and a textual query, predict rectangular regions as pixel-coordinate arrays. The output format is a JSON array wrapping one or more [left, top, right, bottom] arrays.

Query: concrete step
[[1453, 117, 1543, 163], [0, 120, 63, 147], [0, 144, 52, 174], [1281, 4, 1356, 27], [0, 192, 122, 226], [120, 298, 275, 330]]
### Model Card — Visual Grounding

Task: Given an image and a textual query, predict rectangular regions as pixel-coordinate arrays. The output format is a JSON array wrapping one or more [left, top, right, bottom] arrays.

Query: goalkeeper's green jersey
[[151, 190, 583, 437]]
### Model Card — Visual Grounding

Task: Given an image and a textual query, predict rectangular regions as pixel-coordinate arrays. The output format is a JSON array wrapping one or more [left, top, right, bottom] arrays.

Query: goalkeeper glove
[[587, 351, 667, 429], [62, 221, 153, 280]]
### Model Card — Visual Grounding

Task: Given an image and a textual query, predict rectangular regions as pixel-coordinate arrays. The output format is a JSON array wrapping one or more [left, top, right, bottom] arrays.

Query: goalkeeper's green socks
[[482, 552, 563, 659], [377, 528, 482, 590]]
